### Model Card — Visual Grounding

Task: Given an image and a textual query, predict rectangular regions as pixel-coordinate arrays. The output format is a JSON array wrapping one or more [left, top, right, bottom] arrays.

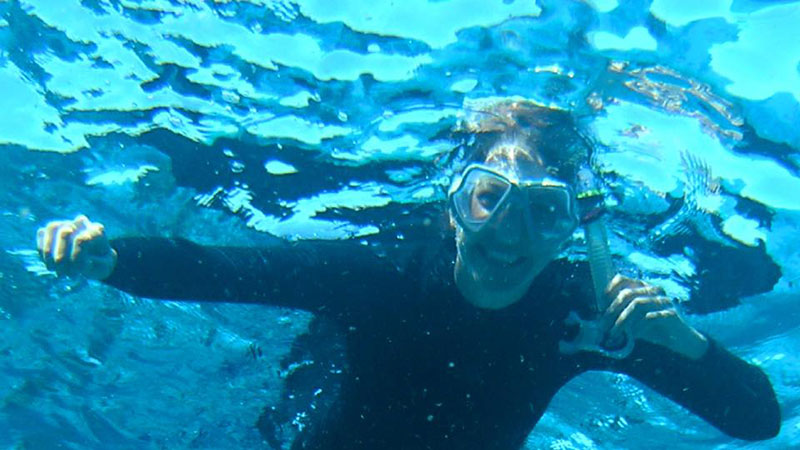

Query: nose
[[486, 204, 528, 246]]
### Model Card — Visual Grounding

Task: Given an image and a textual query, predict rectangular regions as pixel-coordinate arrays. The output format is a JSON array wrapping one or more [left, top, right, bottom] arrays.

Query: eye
[[472, 181, 507, 211], [476, 189, 503, 209]]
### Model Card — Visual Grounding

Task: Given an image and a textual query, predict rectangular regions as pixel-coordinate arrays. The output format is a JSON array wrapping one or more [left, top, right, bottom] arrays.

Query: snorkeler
[[37, 100, 780, 449]]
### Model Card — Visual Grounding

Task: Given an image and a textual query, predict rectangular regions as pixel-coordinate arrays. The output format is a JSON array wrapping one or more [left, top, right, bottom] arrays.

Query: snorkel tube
[[576, 168, 614, 311], [559, 168, 634, 359]]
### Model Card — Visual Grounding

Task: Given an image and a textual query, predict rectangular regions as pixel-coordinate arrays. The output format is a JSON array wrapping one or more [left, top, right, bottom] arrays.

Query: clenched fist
[[36, 215, 117, 280]]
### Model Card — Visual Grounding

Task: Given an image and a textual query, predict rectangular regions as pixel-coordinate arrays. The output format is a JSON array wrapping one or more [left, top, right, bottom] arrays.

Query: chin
[[454, 252, 545, 310], [461, 287, 524, 309]]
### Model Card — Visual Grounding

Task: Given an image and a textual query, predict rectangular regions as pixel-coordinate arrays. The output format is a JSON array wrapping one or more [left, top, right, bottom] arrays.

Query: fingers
[[38, 220, 68, 262], [602, 275, 674, 344], [70, 223, 104, 260], [70, 228, 92, 262], [53, 224, 76, 263], [605, 274, 645, 301], [73, 214, 90, 232], [609, 296, 674, 341], [36, 216, 102, 272], [605, 283, 664, 322]]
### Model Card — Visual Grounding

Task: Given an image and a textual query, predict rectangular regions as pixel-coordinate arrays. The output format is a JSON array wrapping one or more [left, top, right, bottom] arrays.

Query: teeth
[[486, 248, 519, 264]]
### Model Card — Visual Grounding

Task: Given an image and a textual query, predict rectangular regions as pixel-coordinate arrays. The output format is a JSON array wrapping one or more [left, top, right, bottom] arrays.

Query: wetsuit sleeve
[[605, 336, 780, 440], [103, 236, 409, 311]]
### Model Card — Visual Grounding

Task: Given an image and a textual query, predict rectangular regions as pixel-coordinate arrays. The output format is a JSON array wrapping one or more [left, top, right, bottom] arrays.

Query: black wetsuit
[[104, 236, 780, 449]]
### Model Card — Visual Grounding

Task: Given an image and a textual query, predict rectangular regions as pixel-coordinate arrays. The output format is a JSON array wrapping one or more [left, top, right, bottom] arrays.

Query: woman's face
[[453, 145, 573, 309]]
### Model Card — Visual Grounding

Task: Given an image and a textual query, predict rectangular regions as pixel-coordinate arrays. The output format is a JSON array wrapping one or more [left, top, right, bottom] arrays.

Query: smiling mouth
[[481, 246, 525, 267]]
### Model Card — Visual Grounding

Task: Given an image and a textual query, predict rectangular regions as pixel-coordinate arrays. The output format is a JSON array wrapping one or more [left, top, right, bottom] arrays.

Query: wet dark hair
[[448, 98, 592, 184]]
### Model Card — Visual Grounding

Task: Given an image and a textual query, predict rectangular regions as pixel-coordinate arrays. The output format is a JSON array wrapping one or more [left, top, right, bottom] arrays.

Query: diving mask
[[449, 164, 579, 241]]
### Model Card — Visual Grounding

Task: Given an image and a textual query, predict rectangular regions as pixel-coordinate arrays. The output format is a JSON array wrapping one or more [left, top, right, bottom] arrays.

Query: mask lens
[[526, 187, 577, 238], [452, 168, 511, 230]]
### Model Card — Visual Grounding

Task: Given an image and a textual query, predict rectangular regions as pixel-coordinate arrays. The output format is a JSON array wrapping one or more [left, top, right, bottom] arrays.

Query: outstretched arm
[[104, 236, 406, 311], [611, 337, 780, 441], [38, 216, 409, 312]]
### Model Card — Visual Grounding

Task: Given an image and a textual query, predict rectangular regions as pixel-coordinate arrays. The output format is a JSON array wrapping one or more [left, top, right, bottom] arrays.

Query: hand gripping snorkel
[[559, 168, 634, 359]]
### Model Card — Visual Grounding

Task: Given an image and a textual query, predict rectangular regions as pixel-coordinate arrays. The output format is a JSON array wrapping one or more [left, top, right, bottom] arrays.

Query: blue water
[[1, 0, 799, 448]]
